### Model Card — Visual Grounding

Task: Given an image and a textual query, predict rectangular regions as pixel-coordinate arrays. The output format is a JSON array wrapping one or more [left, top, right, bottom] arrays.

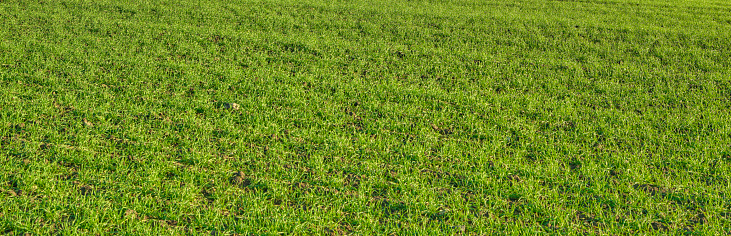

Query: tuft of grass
[[1, 0, 730, 234]]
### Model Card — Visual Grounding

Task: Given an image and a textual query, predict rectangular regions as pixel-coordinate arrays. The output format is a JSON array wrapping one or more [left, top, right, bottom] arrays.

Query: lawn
[[1, 0, 730, 234]]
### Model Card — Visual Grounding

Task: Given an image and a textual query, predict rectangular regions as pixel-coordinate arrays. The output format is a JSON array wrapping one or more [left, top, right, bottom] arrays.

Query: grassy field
[[1, 0, 731, 234]]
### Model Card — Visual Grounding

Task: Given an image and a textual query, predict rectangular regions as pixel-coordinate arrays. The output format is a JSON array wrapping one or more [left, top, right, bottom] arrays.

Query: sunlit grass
[[1, 0, 730, 234]]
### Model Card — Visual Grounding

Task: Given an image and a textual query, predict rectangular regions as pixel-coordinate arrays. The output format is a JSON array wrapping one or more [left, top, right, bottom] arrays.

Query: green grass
[[1, 0, 730, 234]]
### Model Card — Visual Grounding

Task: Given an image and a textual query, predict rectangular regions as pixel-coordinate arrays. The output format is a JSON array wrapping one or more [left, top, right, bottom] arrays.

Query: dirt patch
[[507, 174, 522, 183], [223, 103, 240, 110], [691, 211, 707, 225], [506, 193, 522, 202], [568, 157, 582, 170], [73, 181, 95, 195], [12, 123, 25, 133], [293, 182, 310, 190], [324, 225, 351, 236], [230, 171, 251, 187], [272, 198, 283, 206], [124, 209, 137, 219], [82, 118, 93, 127], [431, 123, 453, 135], [344, 173, 362, 187], [429, 207, 451, 221], [651, 221, 668, 231], [202, 187, 216, 203], [4, 189, 18, 197], [576, 211, 599, 226], [632, 184, 672, 196], [59, 171, 78, 181]]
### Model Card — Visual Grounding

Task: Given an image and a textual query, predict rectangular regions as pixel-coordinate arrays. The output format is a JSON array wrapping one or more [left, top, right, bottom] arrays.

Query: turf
[[1, 0, 731, 234]]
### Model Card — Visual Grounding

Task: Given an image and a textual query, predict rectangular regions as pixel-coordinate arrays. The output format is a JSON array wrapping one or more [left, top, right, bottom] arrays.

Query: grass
[[1, 0, 730, 234]]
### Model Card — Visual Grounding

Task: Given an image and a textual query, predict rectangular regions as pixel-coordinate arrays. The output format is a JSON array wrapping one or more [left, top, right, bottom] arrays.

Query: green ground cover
[[1, 0, 731, 234]]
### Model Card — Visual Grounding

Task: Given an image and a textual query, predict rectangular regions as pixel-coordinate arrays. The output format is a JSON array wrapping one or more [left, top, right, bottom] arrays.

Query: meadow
[[1, 0, 731, 234]]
